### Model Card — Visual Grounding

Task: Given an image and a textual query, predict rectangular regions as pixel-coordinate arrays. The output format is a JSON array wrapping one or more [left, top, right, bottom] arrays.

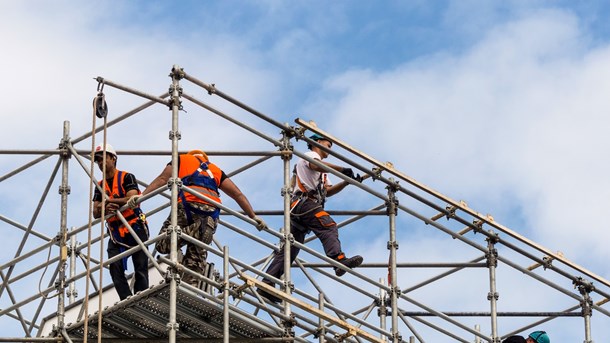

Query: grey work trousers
[[263, 197, 342, 285]]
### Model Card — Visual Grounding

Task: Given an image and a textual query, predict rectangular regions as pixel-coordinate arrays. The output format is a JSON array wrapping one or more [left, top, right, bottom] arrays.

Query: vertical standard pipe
[[387, 181, 400, 343], [68, 227, 77, 304], [474, 324, 481, 343], [56, 121, 71, 336], [167, 65, 183, 343], [281, 132, 293, 331], [584, 302, 592, 343], [578, 283, 594, 343], [318, 292, 325, 343], [223, 246, 230, 343], [486, 237, 499, 341], [379, 278, 388, 343]]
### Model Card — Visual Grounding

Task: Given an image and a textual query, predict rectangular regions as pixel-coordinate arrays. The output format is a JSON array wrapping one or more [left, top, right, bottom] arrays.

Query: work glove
[[340, 168, 355, 179], [253, 216, 268, 231], [126, 195, 141, 208]]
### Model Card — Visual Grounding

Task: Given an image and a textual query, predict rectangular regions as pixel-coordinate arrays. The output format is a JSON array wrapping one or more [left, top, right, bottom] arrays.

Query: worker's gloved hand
[[126, 195, 141, 208], [341, 168, 355, 179], [253, 216, 268, 231]]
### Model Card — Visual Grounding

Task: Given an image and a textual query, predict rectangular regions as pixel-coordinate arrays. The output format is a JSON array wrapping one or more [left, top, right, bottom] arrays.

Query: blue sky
[[2, 1, 610, 341]]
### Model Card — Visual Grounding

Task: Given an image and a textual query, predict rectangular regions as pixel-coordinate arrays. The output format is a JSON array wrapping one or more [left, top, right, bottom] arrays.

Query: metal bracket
[[486, 231, 500, 245], [282, 280, 295, 293], [283, 126, 299, 139], [371, 167, 383, 180], [472, 219, 484, 234], [574, 277, 595, 294], [386, 241, 399, 250], [168, 130, 182, 141], [207, 83, 217, 95], [170, 66, 185, 80], [487, 291, 499, 301], [232, 282, 250, 298], [281, 314, 297, 332], [164, 268, 182, 284], [335, 328, 358, 342], [485, 247, 498, 268], [166, 225, 182, 237], [293, 126, 306, 140], [168, 177, 183, 191], [58, 185, 71, 195], [280, 148, 293, 161], [166, 322, 180, 331], [281, 186, 292, 197], [385, 179, 400, 193], [58, 138, 71, 158], [66, 289, 78, 298]]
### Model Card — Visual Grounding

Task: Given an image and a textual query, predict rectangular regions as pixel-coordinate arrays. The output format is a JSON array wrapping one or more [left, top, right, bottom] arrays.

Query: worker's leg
[[258, 226, 305, 303], [182, 214, 217, 287], [263, 226, 305, 284], [155, 203, 190, 254], [298, 201, 362, 276], [107, 239, 132, 300], [131, 224, 150, 293], [296, 201, 342, 258]]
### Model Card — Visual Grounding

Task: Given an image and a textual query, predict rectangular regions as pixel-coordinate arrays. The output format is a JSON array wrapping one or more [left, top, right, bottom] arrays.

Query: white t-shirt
[[293, 151, 333, 195]]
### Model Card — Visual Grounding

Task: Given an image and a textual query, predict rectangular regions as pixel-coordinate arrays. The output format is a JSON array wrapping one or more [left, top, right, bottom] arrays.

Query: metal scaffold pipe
[[167, 64, 183, 343]]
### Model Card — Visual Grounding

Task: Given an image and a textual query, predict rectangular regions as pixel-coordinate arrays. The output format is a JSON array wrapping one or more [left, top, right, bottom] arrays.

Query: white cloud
[[320, 9, 610, 277]]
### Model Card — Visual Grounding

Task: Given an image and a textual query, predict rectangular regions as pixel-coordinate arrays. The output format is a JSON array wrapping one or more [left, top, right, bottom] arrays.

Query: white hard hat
[[94, 143, 117, 157]]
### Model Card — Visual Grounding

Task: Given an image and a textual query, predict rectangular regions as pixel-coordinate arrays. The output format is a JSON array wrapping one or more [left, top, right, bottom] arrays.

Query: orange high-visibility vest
[[178, 154, 222, 206], [100, 170, 142, 242]]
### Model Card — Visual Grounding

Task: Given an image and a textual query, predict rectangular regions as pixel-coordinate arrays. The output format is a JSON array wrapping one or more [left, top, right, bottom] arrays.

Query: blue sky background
[[2, 1, 610, 341]]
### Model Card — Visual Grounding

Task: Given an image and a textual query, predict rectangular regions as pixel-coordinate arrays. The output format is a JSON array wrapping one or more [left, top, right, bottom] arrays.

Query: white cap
[[94, 143, 116, 157]]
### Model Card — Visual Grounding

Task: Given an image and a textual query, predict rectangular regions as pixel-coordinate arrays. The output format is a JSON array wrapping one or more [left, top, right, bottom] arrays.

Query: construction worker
[[130, 150, 267, 288], [258, 133, 363, 303], [92, 143, 149, 300], [503, 331, 550, 343]]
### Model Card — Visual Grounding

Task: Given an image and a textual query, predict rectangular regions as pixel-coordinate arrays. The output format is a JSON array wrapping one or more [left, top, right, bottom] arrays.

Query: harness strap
[[116, 170, 124, 198]]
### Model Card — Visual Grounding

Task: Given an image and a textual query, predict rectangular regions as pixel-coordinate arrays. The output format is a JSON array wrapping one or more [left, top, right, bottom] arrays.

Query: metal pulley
[[93, 92, 107, 118], [93, 78, 108, 118]]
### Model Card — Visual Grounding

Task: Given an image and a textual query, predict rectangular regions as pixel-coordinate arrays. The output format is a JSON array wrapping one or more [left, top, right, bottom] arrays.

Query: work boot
[[256, 285, 281, 304], [334, 255, 363, 277]]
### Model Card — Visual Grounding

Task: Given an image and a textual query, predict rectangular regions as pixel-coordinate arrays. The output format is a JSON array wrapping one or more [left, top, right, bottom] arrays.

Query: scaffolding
[[1, 65, 609, 342]]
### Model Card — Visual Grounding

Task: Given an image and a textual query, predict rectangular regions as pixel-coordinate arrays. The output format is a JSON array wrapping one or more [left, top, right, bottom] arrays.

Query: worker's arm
[[106, 189, 139, 206], [309, 159, 360, 197], [219, 178, 257, 219], [142, 165, 172, 196], [308, 160, 343, 173], [326, 180, 349, 197]]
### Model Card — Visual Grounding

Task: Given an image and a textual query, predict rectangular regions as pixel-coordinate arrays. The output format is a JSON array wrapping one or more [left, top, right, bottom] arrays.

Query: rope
[[37, 241, 58, 300], [82, 93, 98, 343], [82, 85, 109, 343], [96, 116, 108, 343]]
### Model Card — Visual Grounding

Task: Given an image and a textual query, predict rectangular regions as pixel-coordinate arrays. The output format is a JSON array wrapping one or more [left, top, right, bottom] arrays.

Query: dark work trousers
[[107, 223, 150, 300], [263, 197, 342, 285]]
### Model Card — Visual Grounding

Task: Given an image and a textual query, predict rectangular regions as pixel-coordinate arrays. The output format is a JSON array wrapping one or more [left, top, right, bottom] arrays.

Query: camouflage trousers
[[155, 202, 218, 286]]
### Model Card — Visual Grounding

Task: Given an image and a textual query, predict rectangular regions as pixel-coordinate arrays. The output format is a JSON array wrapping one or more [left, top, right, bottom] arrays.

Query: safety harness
[[179, 156, 221, 224], [291, 167, 327, 216], [102, 170, 147, 249]]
